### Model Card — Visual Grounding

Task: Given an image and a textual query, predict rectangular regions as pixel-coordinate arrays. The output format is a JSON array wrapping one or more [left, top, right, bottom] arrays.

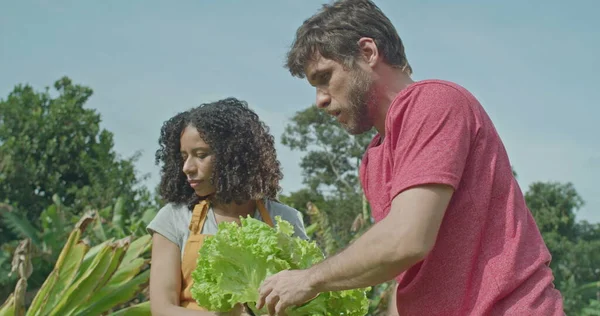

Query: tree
[[525, 181, 600, 314], [0, 77, 153, 245], [0, 77, 155, 302], [280, 105, 376, 248]]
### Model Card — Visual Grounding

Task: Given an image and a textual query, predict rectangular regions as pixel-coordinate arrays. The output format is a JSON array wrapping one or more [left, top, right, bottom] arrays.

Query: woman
[[147, 98, 309, 315]]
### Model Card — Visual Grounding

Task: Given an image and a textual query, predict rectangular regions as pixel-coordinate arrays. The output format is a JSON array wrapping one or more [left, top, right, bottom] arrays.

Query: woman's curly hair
[[155, 98, 283, 210]]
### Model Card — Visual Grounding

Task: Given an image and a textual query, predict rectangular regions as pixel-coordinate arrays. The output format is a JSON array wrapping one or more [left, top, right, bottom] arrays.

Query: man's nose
[[316, 90, 331, 109]]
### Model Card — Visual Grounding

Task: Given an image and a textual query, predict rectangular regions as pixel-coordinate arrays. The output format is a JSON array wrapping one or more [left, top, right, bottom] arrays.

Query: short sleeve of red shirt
[[387, 82, 477, 199]]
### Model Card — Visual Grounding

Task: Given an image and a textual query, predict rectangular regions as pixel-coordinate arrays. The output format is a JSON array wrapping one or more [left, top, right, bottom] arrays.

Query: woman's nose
[[182, 158, 196, 176]]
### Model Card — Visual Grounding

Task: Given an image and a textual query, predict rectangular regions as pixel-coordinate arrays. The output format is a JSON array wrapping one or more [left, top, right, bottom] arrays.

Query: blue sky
[[1, 0, 598, 223]]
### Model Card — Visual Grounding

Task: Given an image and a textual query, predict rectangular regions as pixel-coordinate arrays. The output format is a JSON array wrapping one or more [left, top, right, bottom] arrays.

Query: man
[[257, 0, 565, 315]]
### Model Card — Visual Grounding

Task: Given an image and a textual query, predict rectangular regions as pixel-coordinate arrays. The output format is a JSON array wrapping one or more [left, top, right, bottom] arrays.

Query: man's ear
[[357, 37, 380, 67]]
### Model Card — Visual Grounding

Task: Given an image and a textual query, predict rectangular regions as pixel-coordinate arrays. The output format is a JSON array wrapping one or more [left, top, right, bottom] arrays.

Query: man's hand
[[256, 269, 319, 315]]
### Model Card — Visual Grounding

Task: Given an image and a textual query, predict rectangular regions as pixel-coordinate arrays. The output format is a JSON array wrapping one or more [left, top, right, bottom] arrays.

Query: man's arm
[[307, 183, 453, 292]]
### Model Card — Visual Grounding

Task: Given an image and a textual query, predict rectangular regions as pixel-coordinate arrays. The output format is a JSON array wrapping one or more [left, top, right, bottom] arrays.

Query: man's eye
[[319, 73, 331, 83]]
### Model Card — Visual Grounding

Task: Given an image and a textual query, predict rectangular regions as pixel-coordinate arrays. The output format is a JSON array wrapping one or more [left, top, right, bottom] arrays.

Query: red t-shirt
[[359, 80, 564, 315]]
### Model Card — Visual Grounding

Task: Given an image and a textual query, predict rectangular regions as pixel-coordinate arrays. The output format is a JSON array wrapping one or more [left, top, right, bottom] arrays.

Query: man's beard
[[343, 67, 375, 135]]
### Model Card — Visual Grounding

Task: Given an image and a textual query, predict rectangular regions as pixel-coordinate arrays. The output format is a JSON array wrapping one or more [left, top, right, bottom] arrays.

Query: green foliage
[[281, 106, 374, 193], [0, 194, 157, 305], [582, 294, 600, 316], [526, 182, 584, 238], [278, 188, 325, 227], [525, 181, 600, 314], [304, 202, 339, 257], [0, 211, 152, 316], [281, 105, 375, 249], [0, 76, 156, 303], [0, 76, 153, 246], [0, 199, 75, 303], [191, 216, 370, 315], [88, 197, 158, 245]]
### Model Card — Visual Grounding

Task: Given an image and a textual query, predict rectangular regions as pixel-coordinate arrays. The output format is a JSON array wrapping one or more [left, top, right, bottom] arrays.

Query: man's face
[[305, 56, 375, 135]]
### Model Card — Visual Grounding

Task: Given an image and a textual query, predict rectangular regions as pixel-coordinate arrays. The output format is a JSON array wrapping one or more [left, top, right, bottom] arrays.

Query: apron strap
[[257, 200, 274, 227], [189, 199, 273, 233], [181, 200, 210, 310], [189, 200, 209, 234]]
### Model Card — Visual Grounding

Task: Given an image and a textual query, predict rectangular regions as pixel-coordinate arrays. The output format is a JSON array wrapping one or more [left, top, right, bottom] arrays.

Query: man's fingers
[[256, 290, 268, 309], [275, 299, 288, 316], [257, 274, 275, 309], [257, 282, 274, 309], [265, 294, 279, 316]]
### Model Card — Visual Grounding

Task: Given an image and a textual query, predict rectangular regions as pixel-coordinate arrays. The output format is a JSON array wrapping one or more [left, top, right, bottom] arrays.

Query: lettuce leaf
[[191, 216, 369, 315]]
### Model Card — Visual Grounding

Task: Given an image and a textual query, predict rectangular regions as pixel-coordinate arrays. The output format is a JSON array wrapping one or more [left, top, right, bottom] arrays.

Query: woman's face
[[180, 125, 216, 197]]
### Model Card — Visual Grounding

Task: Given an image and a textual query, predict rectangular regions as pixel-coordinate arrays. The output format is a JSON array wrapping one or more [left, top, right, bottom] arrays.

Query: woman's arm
[[149, 234, 243, 316]]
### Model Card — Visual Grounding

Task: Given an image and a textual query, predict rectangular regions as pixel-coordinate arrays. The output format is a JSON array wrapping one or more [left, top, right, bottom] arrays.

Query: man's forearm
[[307, 217, 424, 293]]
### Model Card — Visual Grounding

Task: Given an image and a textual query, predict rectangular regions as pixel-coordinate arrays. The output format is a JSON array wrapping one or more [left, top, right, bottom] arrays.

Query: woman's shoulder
[[264, 199, 302, 217], [264, 199, 309, 240], [150, 202, 191, 227], [158, 202, 190, 213], [146, 202, 192, 249]]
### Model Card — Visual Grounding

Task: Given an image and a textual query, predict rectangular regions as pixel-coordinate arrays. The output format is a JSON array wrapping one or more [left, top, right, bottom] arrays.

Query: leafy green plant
[[305, 202, 339, 256], [0, 199, 74, 303], [0, 194, 158, 299], [0, 211, 152, 316], [0, 194, 156, 302], [582, 298, 600, 316], [191, 216, 370, 315], [88, 196, 157, 244]]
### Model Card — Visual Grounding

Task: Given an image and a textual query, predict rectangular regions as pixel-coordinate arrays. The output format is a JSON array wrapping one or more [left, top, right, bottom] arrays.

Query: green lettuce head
[[191, 216, 369, 315]]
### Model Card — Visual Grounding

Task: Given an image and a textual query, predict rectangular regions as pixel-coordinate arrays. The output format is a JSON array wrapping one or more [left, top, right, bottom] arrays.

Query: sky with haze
[[1, 0, 598, 222]]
